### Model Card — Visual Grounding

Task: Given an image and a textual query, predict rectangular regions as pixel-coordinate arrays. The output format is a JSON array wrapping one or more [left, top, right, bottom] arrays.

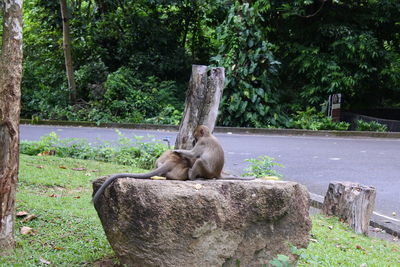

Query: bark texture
[[323, 181, 376, 235], [175, 65, 225, 149], [60, 0, 77, 104], [93, 177, 311, 266], [0, 0, 23, 253]]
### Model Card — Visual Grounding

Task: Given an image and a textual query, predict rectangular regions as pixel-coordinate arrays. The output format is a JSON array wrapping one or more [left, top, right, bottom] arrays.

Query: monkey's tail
[[92, 165, 170, 204]]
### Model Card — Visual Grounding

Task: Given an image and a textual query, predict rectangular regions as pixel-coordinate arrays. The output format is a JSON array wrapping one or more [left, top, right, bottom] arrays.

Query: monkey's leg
[[189, 159, 212, 180]]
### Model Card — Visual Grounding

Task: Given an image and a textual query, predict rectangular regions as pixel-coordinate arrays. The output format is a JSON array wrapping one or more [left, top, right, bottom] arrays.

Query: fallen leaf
[[21, 214, 37, 223], [328, 226, 333, 230], [360, 263, 367, 267], [309, 238, 318, 243], [59, 166, 67, 169], [372, 227, 382, 232], [39, 257, 51, 265], [37, 150, 55, 157], [16, 211, 28, 217], [356, 245, 365, 250], [85, 173, 92, 176], [91, 169, 99, 172], [49, 194, 60, 198], [72, 167, 86, 171], [20, 226, 33, 235], [36, 165, 44, 169], [53, 246, 64, 250], [73, 196, 81, 199]]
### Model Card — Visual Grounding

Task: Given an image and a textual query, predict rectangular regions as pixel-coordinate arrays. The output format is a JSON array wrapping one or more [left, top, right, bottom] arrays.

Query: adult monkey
[[174, 125, 224, 180], [175, 125, 256, 181], [92, 150, 191, 203]]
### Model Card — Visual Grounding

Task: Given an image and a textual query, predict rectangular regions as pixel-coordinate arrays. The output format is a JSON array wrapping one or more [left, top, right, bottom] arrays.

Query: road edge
[[21, 119, 400, 139]]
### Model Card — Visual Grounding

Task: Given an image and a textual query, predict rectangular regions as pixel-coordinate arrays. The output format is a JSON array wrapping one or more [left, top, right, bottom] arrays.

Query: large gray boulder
[[93, 177, 311, 267]]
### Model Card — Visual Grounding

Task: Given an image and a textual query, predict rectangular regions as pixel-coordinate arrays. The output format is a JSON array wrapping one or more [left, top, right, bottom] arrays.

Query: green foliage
[[213, 1, 290, 128], [243, 155, 284, 178], [292, 107, 350, 131], [145, 105, 183, 125], [355, 120, 388, 132], [20, 131, 168, 169], [75, 59, 109, 101], [19, 0, 400, 127], [269, 254, 293, 267], [103, 67, 181, 123], [274, 0, 400, 110]]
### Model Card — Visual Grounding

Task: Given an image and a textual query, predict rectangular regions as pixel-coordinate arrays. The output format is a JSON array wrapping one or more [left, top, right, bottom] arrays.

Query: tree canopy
[[4, 0, 400, 127]]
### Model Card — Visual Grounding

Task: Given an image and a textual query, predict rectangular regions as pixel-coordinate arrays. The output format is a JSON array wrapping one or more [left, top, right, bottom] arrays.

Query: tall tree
[[60, 0, 76, 104], [0, 0, 24, 253]]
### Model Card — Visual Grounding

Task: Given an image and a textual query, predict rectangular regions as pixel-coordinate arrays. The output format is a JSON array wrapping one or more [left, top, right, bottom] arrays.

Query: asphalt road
[[21, 124, 400, 222]]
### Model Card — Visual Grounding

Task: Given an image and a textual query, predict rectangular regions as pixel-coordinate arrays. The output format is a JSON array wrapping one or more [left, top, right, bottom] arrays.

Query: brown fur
[[174, 125, 224, 179], [92, 150, 191, 203]]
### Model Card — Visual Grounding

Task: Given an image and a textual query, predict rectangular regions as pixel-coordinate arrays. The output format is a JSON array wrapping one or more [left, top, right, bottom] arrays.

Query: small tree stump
[[323, 181, 376, 235], [175, 65, 225, 149]]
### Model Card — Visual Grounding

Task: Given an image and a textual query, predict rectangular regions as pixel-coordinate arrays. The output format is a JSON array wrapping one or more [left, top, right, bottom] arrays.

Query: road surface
[[21, 124, 400, 222]]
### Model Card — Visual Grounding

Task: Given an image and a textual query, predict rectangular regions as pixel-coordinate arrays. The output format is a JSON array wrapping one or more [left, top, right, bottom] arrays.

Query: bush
[[145, 105, 183, 125], [103, 67, 181, 122], [20, 131, 168, 169], [243, 155, 284, 178], [291, 107, 350, 131], [355, 120, 387, 132], [74, 60, 108, 101]]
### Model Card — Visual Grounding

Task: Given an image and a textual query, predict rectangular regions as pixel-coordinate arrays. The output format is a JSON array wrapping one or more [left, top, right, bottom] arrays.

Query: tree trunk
[[322, 181, 376, 235], [0, 0, 23, 254], [175, 65, 225, 149], [60, 0, 77, 104]]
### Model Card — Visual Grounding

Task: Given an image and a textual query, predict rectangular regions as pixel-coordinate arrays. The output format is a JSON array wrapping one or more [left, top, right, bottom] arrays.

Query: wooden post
[[175, 65, 225, 149], [322, 181, 376, 235]]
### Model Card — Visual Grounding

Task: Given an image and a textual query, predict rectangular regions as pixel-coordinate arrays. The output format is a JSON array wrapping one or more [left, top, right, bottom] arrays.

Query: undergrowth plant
[[243, 155, 284, 178], [291, 107, 350, 131], [20, 131, 168, 169], [356, 119, 387, 132]]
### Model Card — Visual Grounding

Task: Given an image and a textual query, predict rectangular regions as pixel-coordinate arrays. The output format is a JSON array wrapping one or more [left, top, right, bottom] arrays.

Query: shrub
[[20, 131, 168, 169], [243, 155, 284, 178], [291, 107, 350, 131], [104, 67, 180, 121], [355, 120, 387, 132]]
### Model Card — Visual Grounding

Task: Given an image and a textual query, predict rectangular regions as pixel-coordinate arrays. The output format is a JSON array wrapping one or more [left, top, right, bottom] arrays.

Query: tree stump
[[175, 65, 225, 149], [322, 181, 376, 235]]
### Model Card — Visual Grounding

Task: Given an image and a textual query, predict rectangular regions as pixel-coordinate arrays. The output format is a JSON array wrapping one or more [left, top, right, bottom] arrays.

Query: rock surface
[[93, 177, 311, 267]]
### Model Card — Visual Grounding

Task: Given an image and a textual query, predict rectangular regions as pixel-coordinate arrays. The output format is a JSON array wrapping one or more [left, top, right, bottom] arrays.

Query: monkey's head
[[193, 125, 211, 143]]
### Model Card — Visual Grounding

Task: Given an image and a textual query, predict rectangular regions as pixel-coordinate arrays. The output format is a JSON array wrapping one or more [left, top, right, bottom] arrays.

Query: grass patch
[[298, 215, 400, 266], [0, 154, 144, 266], [1, 155, 399, 266]]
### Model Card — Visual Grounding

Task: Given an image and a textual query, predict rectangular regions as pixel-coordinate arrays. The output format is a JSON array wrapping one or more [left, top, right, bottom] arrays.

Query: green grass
[[0, 154, 144, 266], [298, 215, 400, 266], [1, 155, 399, 266]]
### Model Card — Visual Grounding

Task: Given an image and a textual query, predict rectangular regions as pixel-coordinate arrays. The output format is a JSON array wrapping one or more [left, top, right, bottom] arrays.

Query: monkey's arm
[[173, 149, 197, 159]]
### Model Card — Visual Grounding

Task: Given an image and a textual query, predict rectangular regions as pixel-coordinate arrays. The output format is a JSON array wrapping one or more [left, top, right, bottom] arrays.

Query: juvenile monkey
[[92, 150, 191, 203], [174, 125, 224, 179]]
